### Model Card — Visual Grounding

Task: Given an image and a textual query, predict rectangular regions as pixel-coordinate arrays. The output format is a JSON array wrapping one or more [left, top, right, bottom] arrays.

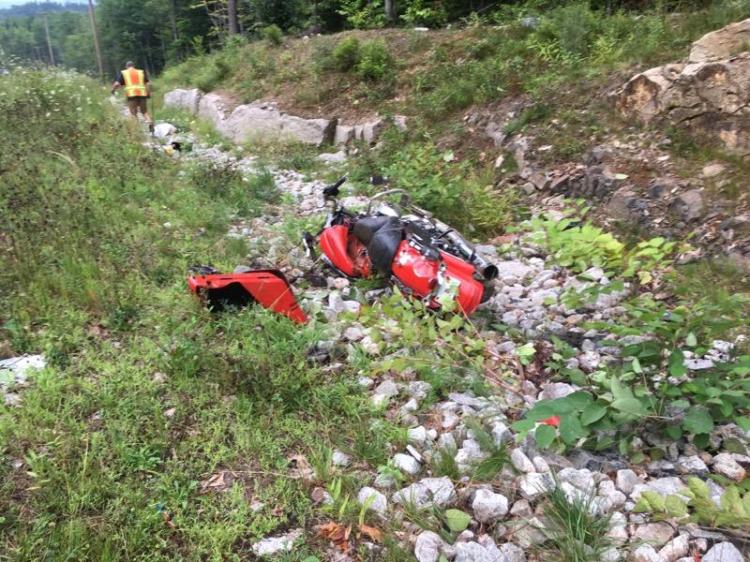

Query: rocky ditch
[[163, 87, 406, 148], [147, 125, 750, 561]]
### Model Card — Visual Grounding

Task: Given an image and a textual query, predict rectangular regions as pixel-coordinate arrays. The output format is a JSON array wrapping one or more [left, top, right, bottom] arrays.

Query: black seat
[[353, 216, 403, 275]]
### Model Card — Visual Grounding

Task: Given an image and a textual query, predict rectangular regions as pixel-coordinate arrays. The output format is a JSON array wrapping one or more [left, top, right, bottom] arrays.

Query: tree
[[384, 0, 396, 23], [227, 0, 238, 34]]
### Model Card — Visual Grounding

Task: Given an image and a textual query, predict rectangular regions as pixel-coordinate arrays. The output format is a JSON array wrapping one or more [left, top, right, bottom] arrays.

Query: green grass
[[542, 479, 615, 562], [0, 68, 389, 561]]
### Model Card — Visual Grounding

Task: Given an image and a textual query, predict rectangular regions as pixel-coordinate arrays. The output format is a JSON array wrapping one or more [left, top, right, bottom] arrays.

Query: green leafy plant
[[634, 476, 750, 530], [261, 24, 284, 46], [332, 36, 361, 71], [355, 39, 394, 82]]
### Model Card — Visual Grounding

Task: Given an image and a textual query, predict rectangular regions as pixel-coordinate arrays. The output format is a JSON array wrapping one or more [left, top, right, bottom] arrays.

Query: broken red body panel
[[391, 243, 484, 315], [188, 269, 308, 324]]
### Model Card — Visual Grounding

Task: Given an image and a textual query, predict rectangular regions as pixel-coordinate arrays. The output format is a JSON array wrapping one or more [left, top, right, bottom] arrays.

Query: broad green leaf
[[511, 419, 536, 434], [631, 357, 643, 374], [682, 407, 714, 436], [444, 509, 471, 533], [611, 397, 647, 416], [580, 403, 607, 426], [735, 416, 750, 432], [559, 415, 587, 445], [668, 349, 687, 377], [535, 424, 556, 449], [664, 425, 683, 440]]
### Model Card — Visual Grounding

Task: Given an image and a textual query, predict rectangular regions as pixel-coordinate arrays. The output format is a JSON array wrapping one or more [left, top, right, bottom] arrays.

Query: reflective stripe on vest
[[122, 68, 147, 98]]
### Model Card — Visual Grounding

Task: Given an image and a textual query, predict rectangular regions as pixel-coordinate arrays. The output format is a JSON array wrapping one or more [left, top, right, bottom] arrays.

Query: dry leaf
[[199, 470, 234, 493], [287, 454, 315, 481], [316, 521, 352, 552], [358, 524, 383, 542]]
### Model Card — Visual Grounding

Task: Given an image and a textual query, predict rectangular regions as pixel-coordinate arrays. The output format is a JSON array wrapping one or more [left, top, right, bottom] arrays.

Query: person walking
[[111, 61, 154, 133]]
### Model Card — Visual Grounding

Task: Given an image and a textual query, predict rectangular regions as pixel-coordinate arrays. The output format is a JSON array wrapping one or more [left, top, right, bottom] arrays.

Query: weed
[[543, 477, 614, 562], [465, 419, 510, 480], [262, 24, 284, 46], [332, 36, 361, 71], [355, 39, 395, 82], [432, 446, 460, 480]]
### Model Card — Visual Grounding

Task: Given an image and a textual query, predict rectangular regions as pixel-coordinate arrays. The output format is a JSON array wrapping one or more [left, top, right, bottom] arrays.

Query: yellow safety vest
[[122, 68, 147, 98]]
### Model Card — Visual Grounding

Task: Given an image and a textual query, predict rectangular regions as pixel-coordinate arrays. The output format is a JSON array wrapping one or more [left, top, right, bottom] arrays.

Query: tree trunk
[[227, 0, 239, 35], [384, 0, 396, 23]]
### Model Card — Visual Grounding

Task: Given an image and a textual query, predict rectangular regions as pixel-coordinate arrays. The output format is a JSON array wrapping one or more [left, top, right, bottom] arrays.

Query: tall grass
[[0, 68, 380, 560]]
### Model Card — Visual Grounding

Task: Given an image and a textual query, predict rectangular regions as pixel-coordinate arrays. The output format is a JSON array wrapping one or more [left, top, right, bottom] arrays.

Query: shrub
[[261, 24, 284, 46], [332, 36, 361, 71], [355, 39, 394, 82], [401, 0, 448, 27]]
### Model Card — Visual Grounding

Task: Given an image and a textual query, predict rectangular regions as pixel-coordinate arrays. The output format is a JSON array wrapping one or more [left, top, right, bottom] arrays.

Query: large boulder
[[163, 88, 202, 114], [220, 102, 336, 145], [197, 92, 231, 125], [617, 19, 750, 154], [689, 18, 750, 62]]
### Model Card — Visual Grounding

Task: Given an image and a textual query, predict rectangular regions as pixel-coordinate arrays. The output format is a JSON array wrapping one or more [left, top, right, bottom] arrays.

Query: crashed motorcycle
[[303, 177, 498, 315]]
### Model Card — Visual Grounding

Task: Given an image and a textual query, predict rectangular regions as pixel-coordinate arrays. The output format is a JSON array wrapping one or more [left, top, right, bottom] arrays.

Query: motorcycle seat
[[353, 216, 404, 275]]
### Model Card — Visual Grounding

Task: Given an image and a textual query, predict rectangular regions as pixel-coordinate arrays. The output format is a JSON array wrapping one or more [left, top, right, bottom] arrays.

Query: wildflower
[[542, 415, 561, 427]]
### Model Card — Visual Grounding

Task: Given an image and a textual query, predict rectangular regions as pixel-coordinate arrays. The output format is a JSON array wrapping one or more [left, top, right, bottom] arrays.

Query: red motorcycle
[[303, 177, 497, 315]]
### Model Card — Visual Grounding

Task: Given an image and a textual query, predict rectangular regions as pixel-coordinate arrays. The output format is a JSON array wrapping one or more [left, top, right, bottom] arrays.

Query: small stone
[[607, 512, 628, 544], [509, 517, 547, 548], [511, 449, 536, 473], [532, 456, 550, 473], [332, 450, 351, 467], [442, 410, 460, 430], [471, 489, 509, 523], [712, 453, 746, 481], [251, 529, 302, 557], [632, 477, 686, 500], [408, 426, 429, 446], [558, 468, 595, 492], [671, 190, 705, 222], [675, 455, 709, 475], [598, 479, 627, 509], [392, 477, 456, 509], [632, 545, 661, 562], [453, 542, 496, 562], [414, 530, 445, 562], [658, 534, 690, 562], [373, 380, 399, 398], [498, 543, 526, 562], [491, 420, 512, 446], [633, 522, 675, 546], [518, 472, 555, 500], [393, 453, 421, 476], [357, 487, 388, 516], [510, 499, 532, 517], [703, 542, 743, 562], [343, 326, 365, 341], [538, 382, 576, 400], [702, 163, 725, 178], [455, 439, 487, 472]]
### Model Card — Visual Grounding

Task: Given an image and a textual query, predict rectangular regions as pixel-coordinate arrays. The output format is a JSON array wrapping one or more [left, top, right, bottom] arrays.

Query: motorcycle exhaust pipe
[[432, 219, 499, 281]]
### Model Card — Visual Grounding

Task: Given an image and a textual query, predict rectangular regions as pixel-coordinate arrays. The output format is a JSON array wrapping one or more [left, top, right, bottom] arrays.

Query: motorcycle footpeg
[[302, 231, 317, 259]]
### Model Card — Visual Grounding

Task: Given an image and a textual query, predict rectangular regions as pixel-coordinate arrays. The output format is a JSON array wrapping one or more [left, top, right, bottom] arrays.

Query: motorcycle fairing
[[391, 242, 484, 315], [320, 224, 373, 278], [188, 269, 308, 324]]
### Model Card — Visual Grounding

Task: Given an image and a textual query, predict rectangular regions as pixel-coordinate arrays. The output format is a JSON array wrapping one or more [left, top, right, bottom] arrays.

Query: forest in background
[[0, 0, 702, 79]]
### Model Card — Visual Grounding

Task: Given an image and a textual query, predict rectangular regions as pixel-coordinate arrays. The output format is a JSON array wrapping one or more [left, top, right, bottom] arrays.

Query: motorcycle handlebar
[[323, 176, 347, 198]]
